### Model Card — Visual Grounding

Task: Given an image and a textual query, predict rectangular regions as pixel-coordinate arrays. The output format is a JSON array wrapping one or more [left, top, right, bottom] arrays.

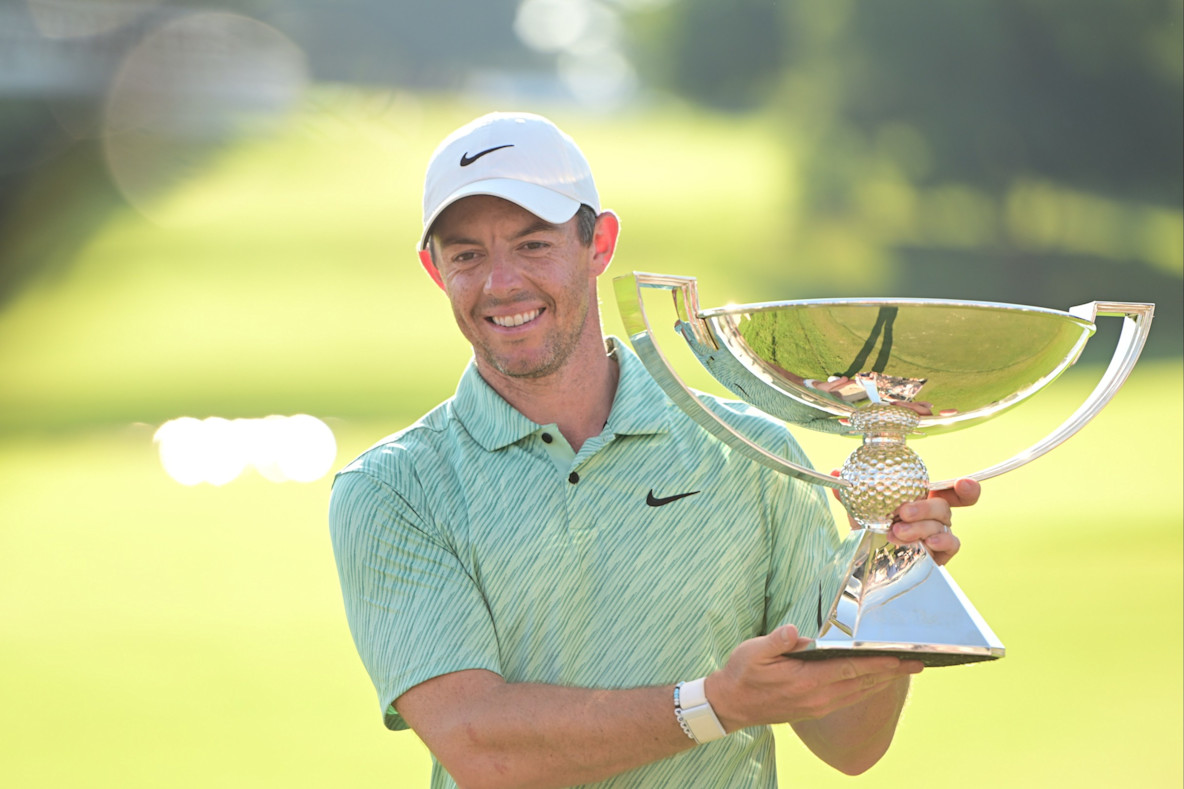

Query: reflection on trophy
[[615, 272, 1154, 666]]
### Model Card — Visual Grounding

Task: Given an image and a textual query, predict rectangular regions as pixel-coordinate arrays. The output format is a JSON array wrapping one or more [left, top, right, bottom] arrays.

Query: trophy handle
[[614, 272, 847, 488], [928, 301, 1154, 490]]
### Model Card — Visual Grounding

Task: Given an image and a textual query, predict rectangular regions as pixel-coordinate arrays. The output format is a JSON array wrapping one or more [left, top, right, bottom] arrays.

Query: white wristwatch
[[675, 677, 728, 744]]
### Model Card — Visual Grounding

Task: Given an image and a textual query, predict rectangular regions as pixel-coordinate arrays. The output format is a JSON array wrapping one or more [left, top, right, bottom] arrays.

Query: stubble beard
[[481, 298, 591, 380]]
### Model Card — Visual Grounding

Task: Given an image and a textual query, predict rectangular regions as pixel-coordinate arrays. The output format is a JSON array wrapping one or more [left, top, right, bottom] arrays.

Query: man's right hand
[[704, 624, 922, 733]]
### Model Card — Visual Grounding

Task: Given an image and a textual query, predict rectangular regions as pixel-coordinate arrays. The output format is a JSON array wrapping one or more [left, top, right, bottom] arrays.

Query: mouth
[[488, 308, 543, 328]]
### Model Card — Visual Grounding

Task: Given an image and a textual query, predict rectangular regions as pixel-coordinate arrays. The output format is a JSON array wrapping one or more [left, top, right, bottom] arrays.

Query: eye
[[450, 249, 480, 265], [520, 240, 550, 252]]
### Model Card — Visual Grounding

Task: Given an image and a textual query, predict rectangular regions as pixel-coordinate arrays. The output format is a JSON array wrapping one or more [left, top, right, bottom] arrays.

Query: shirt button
[[541, 432, 553, 443], [568, 472, 580, 484]]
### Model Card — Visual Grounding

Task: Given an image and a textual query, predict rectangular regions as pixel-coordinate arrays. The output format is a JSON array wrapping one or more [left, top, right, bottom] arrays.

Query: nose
[[483, 248, 526, 297]]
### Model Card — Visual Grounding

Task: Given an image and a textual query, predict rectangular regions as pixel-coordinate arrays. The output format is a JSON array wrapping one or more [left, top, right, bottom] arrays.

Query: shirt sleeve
[[329, 465, 502, 731]]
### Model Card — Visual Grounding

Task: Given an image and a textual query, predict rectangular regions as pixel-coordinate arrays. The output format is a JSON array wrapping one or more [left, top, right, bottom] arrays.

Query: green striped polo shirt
[[329, 338, 844, 788]]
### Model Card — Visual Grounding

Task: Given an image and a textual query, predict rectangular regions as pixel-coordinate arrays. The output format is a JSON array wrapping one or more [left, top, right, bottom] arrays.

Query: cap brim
[[419, 178, 583, 249]]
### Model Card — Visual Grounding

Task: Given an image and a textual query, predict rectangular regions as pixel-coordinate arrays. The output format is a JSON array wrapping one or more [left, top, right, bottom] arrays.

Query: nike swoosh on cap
[[646, 489, 701, 507], [460, 144, 514, 166]]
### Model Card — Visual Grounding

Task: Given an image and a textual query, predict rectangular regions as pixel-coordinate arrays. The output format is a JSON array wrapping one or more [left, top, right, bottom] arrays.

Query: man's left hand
[[889, 478, 979, 565]]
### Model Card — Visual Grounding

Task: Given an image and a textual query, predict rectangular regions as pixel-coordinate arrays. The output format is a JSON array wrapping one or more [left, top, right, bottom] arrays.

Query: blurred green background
[[1, 1, 1180, 787]]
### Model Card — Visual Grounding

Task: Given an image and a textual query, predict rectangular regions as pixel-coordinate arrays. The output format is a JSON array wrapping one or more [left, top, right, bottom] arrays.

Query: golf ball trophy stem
[[839, 404, 928, 531], [615, 271, 1154, 666]]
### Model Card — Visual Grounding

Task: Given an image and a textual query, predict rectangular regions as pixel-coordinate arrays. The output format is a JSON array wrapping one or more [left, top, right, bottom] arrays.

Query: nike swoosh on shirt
[[460, 145, 514, 166], [646, 489, 701, 507]]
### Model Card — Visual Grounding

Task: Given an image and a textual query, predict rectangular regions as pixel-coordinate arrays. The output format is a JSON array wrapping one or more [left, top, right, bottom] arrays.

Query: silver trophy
[[615, 272, 1154, 666]]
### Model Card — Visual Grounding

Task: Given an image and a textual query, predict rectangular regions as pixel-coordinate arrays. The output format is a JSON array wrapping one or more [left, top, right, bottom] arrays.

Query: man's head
[[418, 113, 619, 384], [418, 112, 601, 288]]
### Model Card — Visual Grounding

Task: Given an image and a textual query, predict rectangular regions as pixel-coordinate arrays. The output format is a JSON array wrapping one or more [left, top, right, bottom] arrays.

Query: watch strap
[[675, 678, 727, 744]]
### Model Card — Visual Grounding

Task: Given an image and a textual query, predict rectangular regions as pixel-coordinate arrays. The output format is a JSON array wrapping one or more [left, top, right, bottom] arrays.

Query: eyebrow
[[513, 219, 563, 238], [438, 218, 563, 248]]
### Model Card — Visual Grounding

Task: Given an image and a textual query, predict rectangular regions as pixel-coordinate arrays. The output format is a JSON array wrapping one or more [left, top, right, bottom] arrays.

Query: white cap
[[419, 112, 600, 250]]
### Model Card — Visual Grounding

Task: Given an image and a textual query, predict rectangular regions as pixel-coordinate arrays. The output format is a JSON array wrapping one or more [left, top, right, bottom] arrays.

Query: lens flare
[[153, 414, 337, 486], [103, 12, 307, 226]]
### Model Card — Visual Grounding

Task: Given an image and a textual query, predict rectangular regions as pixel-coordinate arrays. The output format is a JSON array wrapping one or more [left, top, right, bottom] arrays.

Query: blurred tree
[[838, 0, 1182, 206], [634, 0, 784, 111], [627, 0, 1183, 355], [632, 0, 1181, 204]]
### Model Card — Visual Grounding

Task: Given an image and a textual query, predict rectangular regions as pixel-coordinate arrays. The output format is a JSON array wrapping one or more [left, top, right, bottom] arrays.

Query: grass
[[0, 363, 1178, 787], [781, 359, 1183, 787], [0, 425, 432, 787], [0, 90, 1180, 786]]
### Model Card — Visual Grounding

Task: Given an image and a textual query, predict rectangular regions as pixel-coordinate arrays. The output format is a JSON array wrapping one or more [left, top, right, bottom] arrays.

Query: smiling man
[[329, 112, 979, 789]]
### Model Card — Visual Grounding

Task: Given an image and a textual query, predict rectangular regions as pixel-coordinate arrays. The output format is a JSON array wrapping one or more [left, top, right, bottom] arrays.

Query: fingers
[[834, 657, 924, 691], [894, 478, 978, 562], [890, 496, 960, 563], [820, 662, 922, 717], [727, 625, 806, 669], [931, 477, 981, 508], [714, 650, 921, 729], [919, 528, 960, 565], [767, 624, 805, 656], [824, 655, 922, 685], [892, 498, 950, 540], [782, 656, 922, 721]]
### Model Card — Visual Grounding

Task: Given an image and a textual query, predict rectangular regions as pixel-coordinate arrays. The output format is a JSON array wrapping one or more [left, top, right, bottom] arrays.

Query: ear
[[418, 248, 446, 291], [589, 210, 620, 276]]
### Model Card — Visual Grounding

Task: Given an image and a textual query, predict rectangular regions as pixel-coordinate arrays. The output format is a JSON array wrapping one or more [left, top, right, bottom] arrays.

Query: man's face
[[429, 195, 604, 381]]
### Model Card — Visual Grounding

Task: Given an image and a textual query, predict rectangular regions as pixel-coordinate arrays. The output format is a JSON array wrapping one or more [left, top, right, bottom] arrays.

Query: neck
[[477, 336, 619, 453]]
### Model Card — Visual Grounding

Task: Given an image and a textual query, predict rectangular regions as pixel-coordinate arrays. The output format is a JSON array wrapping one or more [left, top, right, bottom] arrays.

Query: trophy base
[[790, 643, 1003, 668], [811, 529, 1006, 668]]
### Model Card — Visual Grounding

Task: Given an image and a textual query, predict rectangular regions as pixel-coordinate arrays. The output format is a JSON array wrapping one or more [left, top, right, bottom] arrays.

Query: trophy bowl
[[615, 272, 1154, 666]]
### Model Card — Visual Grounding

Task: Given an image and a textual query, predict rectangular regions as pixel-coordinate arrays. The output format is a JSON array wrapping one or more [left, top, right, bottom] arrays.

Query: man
[[329, 112, 979, 789]]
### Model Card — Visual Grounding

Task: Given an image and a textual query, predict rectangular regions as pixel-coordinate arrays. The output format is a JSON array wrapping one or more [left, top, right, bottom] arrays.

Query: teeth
[[491, 309, 541, 327]]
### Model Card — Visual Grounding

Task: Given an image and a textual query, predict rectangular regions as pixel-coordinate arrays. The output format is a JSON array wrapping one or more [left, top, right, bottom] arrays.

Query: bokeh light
[[558, 46, 637, 106], [102, 12, 307, 226], [153, 414, 337, 486], [514, 0, 593, 53], [514, 0, 636, 105]]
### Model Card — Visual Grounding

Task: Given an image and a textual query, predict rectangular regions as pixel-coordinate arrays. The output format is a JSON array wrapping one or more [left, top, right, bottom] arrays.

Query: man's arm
[[396, 626, 922, 789], [396, 670, 692, 789], [789, 676, 911, 776], [706, 625, 918, 777], [394, 480, 976, 788]]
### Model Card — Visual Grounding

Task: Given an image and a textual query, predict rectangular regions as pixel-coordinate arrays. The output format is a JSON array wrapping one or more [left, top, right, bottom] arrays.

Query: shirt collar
[[452, 362, 541, 451], [602, 337, 671, 437], [451, 337, 671, 452]]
